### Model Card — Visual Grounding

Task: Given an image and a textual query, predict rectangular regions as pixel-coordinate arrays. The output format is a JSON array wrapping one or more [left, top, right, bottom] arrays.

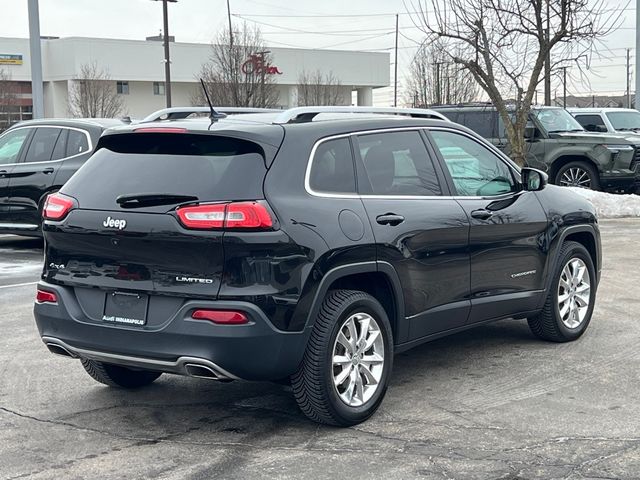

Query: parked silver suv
[[569, 108, 640, 136]]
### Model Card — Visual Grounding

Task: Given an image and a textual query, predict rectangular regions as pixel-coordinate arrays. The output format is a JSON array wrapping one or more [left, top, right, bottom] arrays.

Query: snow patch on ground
[[567, 187, 640, 218]]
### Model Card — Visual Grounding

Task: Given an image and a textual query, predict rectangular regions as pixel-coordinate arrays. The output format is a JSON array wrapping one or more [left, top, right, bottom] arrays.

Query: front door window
[[430, 130, 516, 197], [0, 129, 30, 165]]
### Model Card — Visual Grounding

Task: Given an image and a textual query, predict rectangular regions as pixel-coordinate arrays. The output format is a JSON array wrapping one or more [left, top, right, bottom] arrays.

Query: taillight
[[176, 202, 273, 230], [36, 289, 58, 304], [225, 202, 273, 228], [191, 309, 249, 325], [43, 193, 75, 220]]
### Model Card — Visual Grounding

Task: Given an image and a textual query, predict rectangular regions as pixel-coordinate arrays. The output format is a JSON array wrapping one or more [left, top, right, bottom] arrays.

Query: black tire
[[554, 161, 600, 191], [528, 241, 597, 342], [291, 289, 393, 426], [80, 359, 161, 388]]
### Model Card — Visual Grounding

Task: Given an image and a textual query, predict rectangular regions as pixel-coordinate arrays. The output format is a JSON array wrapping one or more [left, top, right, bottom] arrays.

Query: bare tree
[[407, 0, 622, 165], [297, 70, 346, 106], [193, 23, 280, 108], [0, 68, 18, 130], [68, 62, 124, 118], [405, 40, 478, 107]]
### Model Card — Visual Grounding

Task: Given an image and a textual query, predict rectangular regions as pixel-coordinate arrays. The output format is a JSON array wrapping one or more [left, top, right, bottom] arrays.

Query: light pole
[[153, 0, 177, 108], [28, 0, 44, 118], [636, 0, 640, 108]]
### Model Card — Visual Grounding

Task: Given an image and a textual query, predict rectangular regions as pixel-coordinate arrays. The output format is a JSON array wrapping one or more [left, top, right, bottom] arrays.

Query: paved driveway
[[1, 220, 638, 480]]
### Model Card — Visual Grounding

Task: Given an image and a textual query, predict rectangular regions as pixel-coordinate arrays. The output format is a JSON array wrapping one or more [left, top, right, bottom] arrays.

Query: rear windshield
[[61, 133, 267, 211]]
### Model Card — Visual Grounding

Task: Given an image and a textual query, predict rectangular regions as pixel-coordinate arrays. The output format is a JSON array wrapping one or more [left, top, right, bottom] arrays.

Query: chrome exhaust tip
[[184, 363, 221, 379], [46, 342, 77, 358]]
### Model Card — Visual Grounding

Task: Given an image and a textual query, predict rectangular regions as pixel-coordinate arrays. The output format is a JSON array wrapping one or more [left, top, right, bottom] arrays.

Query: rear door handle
[[376, 213, 405, 226], [0, 169, 6, 178], [43, 167, 55, 174], [470, 209, 493, 220]]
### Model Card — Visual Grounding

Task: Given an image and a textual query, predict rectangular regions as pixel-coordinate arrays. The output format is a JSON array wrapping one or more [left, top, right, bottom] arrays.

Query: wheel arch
[[303, 262, 406, 344], [549, 155, 600, 183], [544, 225, 601, 295]]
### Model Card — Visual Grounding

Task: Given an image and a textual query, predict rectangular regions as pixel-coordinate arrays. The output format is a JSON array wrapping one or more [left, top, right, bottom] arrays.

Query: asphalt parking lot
[[1, 219, 639, 480]]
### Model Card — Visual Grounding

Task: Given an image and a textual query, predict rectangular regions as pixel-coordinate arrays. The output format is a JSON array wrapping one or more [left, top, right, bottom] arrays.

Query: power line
[[235, 5, 636, 19], [319, 32, 395, 49]]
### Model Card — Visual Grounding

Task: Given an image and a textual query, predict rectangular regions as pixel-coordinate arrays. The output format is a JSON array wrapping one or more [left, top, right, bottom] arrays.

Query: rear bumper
[[33, 281, 310, 381]]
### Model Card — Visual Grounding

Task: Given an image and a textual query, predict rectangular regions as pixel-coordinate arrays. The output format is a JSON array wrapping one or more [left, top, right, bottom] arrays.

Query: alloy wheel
[[331, 312, 385, 407], [557, 258, 591, 329], [560, 167, 591, 188]]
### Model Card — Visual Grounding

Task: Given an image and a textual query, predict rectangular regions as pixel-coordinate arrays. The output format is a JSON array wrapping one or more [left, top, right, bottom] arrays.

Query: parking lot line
[[0, 281, 38, 290]]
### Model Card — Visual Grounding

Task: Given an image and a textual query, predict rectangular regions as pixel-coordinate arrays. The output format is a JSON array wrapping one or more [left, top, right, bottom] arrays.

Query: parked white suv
[[569, 108, 640, 135]]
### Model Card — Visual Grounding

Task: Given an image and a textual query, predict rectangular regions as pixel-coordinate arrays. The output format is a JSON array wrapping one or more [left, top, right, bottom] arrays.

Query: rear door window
[[356, 130, 442, 196], [308, 137, 356, 194], [51, 129, 68, 160], [63, 133, 268, 212], [24, 128, 61, 163]]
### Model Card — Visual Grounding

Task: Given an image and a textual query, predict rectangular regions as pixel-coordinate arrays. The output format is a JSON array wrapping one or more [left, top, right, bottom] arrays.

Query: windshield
[[606, 111, 640, 131], [532, 108, 584, 133]]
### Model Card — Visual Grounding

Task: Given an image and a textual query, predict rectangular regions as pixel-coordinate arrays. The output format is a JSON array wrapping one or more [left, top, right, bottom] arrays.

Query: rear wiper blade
[[116, 193, 199, 208]]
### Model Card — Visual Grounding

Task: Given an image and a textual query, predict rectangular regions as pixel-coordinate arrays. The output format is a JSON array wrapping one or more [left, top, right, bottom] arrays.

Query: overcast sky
[[0, 0, 637, 104]]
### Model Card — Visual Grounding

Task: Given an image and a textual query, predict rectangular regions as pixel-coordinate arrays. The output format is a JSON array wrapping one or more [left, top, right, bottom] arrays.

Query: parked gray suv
[[434, 105, 640, 192]]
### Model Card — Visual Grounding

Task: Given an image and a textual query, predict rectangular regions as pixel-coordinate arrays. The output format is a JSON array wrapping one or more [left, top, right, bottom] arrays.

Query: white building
[[0, 36, 390, 122]]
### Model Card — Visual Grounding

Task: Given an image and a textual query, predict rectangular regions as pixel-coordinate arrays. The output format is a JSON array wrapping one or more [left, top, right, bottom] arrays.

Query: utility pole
[[435, 62, 443, 106], [153, 0, 177, 108], [561, 66, 568, 108], [544, 0, 551, 106], [394, 14, 399, 107], [636, 0, 640, 108], [227, 0, 233, 48], [27, 0, 44, 119], [627, 48, 632, 109]]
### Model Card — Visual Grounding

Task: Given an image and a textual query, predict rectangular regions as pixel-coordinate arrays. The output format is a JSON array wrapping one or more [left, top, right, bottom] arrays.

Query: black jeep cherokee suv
[[34, 107, 601, 426]]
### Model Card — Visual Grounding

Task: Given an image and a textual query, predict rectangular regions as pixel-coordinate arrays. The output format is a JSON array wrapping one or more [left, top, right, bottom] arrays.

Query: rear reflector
[[36, 289, 58, 304], [43, 193, 75, 220], [176, 202, 273, 230], [134, 127, 188, 133], [191, 310, 249, 325]]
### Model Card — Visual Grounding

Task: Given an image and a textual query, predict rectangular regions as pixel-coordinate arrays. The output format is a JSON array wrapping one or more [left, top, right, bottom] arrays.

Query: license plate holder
[[103, 291, 149, 327]]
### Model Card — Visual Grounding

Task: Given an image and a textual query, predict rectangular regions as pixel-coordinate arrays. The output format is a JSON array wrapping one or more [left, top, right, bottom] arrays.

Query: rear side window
[[308, 137, 356, 194], [25, 128, 61, 163], [357, 131, 442, 196], [66, 130, 90, 157], [63, 133, 267, 212], [574, 114, 607, 132], [462, 111, 497, 138]]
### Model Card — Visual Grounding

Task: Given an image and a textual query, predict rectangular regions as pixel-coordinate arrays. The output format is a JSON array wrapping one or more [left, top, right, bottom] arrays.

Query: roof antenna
[[199, 79, 227, 122]]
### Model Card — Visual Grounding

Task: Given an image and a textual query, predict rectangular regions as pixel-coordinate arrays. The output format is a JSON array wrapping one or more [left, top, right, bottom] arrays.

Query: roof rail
[[140, 106, 281, 123], [272, 106, 450, 124]]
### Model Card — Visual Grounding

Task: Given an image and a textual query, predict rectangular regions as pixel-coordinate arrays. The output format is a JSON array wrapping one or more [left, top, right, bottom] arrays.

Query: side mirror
[[521, 167, 548, 192]]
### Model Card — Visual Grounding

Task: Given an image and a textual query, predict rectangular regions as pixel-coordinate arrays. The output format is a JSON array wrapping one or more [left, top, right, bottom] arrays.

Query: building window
[[116, 81, 129, 95], [153, 82, 165, 96]]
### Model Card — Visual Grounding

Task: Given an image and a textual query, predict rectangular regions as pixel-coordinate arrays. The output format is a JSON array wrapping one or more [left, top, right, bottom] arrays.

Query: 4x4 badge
[[103, 216, 127, 230]]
